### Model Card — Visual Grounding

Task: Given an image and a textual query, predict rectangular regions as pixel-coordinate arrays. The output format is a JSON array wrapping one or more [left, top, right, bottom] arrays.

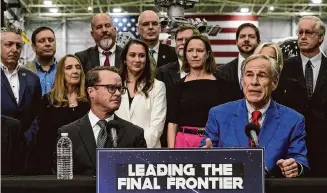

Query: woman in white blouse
[[115, 39, 166, 148]]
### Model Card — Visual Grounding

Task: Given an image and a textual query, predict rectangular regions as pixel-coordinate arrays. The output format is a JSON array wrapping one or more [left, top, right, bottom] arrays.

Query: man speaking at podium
[[201, 54, 309, 178]]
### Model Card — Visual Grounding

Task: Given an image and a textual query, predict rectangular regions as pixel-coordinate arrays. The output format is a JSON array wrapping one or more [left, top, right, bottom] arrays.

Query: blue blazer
[[201, 99, 309, 173], [1, 68, 42, 143]]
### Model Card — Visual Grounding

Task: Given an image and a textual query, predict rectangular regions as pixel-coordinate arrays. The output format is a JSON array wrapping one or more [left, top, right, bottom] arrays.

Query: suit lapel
[[115, 46, 122, 68], [313, 55, 327, 97], [169, 62, 180, 84], [231, 58, 240, 86], [90, 46, 100, 68], [18, 69, 27, 106], [78, 114, 97, 168], [129, 92, 142, 119], [1, 70, 16, 102], [294, 57, 306, 89], [259, 101, 280, 148], [114, 115, 127, 146], [157, 44, 167, 67], [232, 99, 250, 146]]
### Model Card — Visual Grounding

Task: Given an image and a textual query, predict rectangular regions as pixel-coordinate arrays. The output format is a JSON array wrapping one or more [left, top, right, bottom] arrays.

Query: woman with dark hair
[[37, 54, 90, 174], [167, 35, 235, 148], [115, 39, 166, 148]]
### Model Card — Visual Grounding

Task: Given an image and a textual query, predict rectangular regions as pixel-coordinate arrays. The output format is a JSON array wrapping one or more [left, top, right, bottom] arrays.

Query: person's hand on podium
[[276, 158, 299, 178], [202, 138, 213, 148]]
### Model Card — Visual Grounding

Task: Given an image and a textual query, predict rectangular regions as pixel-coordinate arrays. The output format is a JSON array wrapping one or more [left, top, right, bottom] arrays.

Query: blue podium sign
[[97, 148, 264, 193]]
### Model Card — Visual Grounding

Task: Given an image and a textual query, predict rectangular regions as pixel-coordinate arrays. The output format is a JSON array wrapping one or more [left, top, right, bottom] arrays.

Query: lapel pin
[[22, 73, 26, 76], [162, 55, 166, 59]]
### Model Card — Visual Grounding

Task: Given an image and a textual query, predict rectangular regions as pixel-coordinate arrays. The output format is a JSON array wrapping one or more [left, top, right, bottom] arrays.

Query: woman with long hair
[[37, 54, 90, 174], [254, 42, 284, 69], [115, 39, 166, 148]]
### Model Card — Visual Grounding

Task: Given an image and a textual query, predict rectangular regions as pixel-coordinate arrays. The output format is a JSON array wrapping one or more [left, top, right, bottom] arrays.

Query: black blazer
[[58, 114, 147, 175], [1, 115, 24, 175], [157, 43, 178, 68], [1, 68, 42, 143], [156, 61, 180, 90], [75, 45, 123, 74], [275, 54, 327, 177]]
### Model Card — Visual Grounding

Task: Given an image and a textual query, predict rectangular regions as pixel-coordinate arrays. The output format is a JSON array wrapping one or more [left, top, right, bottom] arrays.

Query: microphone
[[245, 123, 260, 148], [107, 120, 120, 148]]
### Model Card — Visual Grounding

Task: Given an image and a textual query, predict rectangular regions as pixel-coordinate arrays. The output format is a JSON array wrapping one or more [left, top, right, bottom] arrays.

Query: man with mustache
[[1, 26, 42, 150], [137, 10, 178, 68], [275, 16, 327, 177], [25, 26, 57, 95], [58, 66, 147, 175], [75, 13, 123, 74], [217, 23, 260, 99], [202, 54, 309, 178]]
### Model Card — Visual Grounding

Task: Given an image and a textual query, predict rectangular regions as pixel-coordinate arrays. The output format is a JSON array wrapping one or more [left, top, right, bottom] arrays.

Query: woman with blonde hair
[[254, 42, 284, 69], [37, 54, 90, 174]]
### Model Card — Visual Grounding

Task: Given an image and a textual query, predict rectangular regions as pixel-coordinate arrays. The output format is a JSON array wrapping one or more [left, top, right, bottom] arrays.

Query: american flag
[[112, 15, 259, 66]]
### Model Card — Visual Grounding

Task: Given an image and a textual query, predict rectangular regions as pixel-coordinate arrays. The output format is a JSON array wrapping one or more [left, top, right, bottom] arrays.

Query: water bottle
[[57, 133, 73, 179]]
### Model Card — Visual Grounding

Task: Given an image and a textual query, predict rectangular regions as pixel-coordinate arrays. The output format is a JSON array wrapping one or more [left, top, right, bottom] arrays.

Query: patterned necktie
[[305, 60, 313, 99], [250, 110, 262, 147], [149, 49, 156, 57], [103, 51, 112, 66], [97, 120, 108, 148]]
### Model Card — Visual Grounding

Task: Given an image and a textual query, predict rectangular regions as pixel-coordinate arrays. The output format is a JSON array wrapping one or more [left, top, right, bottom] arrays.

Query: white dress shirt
[[178, 58, 187, 78], [300, 52, 322, 92], [98, 44, 116, 67], [237, 54, 246, 86], [245, 99, 271, 127], [150, 42, 160, 63], [1, 62, 20, 104], [88, 110, 114, 144]]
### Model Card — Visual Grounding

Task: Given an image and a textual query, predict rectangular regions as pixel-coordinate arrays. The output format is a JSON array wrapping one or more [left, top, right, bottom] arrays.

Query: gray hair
[[241, 54, 280, 81], [299, 16, 326, 36], [1, 26, 22, 35]]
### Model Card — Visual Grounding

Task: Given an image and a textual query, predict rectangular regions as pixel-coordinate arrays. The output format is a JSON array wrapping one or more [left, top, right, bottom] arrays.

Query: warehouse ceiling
[[13, 0, 327, 19]]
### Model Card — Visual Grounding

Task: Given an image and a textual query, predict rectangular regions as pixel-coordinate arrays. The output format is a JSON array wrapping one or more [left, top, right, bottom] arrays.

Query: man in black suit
[[75, 13, 123, 74], [1, 115, 24, 175], [137, 10, 178, 68], [275, 16, 327, 177], [217, 23, 260, 99], [1, 26, 42, 145], [58, 66, 147, 175]]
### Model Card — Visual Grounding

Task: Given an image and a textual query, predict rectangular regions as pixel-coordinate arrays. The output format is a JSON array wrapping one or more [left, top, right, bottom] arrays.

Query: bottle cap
[[61, 133, 68, 137]]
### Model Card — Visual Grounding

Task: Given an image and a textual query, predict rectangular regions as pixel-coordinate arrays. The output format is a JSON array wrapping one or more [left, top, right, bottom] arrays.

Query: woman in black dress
[[167, 35, 232, 148], [37, 54, 89, 174]]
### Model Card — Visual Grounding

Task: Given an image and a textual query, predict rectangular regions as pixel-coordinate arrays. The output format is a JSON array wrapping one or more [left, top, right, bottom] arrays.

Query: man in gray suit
[[75, 13, 123, 74]]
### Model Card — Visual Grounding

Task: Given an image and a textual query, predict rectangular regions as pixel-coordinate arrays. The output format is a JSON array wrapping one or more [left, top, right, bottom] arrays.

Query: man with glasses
[[58, 66, 147, 175], [275, 16, 327, 177]]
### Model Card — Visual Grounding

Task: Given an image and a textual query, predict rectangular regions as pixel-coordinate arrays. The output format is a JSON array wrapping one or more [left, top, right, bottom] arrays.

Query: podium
[[97, 148, 264, 193]]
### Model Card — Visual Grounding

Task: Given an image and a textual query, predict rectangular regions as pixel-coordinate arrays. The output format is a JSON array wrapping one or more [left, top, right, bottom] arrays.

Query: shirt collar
[[88, 109, 115, 128], [300, 52, 322, 68], [245, 99, 271, 118], [178, 58, 183, 69], [150, 42, 160, 53], [238, 54, 246, 66], [0, 62, 20, 74], [98, 44, 117, 55], [35, 58, 57, 71]]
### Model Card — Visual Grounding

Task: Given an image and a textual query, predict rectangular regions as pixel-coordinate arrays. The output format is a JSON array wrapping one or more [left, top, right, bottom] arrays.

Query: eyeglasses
[[93, 84, 127, 94], [296, 30, 319, 37]]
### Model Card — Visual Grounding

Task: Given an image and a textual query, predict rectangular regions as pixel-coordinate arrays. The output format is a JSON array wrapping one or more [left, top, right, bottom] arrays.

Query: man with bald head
[[75, 13, 123, 74], [138, 10, 177, 68]]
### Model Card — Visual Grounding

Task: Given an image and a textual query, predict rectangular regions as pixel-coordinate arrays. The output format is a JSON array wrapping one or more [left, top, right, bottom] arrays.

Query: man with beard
[[75, 13, 123, 74], [26, 26, 57, 95], [275, 16, 327, 177], [137, 10, 178, 68], [217, 23, 260, 99]]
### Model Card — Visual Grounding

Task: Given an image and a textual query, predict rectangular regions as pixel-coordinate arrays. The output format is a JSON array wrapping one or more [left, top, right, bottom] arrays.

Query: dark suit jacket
[[216, 57, 244, 99], [157, 43, 178, 68], [274, 54, 327, 177], [58, 114, 147, 175], [75, 45, 123, 74], [1, 115, 23, 175], [156, 61, 180, 91], [1, 67, 42, 143]]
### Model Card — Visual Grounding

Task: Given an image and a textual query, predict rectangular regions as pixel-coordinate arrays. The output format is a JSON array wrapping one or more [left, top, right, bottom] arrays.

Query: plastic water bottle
[[57, 133, 73, 179]]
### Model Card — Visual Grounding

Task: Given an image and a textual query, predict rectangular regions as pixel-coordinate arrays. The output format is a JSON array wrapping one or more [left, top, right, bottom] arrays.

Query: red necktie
[[250, 110, 262, 147], [103, 51, 111, 66]]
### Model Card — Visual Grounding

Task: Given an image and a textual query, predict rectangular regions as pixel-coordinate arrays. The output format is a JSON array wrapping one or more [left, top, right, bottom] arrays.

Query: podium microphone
[[245, 123, 260, 148], [107, 120, 120, 148]]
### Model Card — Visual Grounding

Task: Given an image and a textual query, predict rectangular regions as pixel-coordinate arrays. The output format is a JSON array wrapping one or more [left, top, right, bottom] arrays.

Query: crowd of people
[[1, 10, 326, 178]]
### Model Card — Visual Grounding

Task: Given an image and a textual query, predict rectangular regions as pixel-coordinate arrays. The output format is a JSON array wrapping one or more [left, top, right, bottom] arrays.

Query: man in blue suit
[[1, 26, 42, 145], [201, 54, 309, 178]]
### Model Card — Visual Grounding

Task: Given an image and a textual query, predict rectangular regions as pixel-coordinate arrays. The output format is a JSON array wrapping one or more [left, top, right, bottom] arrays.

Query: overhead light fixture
[[240, 7, 249, 13], [269, 6, 274, 11], [113, 8, 122, 13], [43, 0, 52, 5], [311, 0, 322, 4], [88, 7, 92, 11], [49, 8, 58, 13]]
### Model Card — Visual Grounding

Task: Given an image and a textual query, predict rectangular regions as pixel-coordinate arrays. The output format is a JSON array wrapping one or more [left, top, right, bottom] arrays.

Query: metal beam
[[257, 0, 269, 15]]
